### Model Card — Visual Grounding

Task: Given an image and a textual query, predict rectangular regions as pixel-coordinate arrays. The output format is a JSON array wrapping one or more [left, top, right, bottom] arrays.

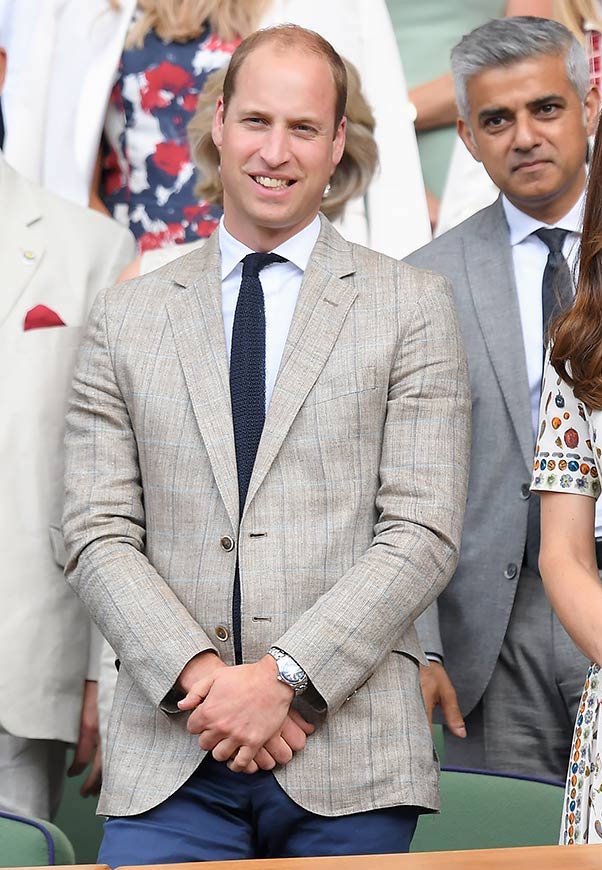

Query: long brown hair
[[187, 55, 378, 223], [109, 0, 269, 45], [550, 113, 602, 408]]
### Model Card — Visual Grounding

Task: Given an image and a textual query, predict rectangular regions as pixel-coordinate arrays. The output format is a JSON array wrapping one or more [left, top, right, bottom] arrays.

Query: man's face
[[212, 42, 346, 250], [458, 53, 599, 219]]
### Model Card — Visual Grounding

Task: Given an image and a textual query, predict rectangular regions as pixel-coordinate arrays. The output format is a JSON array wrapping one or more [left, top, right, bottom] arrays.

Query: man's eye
[[245, 117, 265, 125], [539, 104, 557, 115]]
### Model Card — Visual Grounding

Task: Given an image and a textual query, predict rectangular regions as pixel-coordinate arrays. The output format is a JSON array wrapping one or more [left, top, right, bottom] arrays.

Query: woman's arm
[[539, 490, 602, 664], [89, 147, 111, 216]]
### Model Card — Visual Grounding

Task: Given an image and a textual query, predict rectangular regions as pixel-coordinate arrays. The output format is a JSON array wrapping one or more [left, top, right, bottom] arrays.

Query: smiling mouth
[[251, 175, 295, 189]]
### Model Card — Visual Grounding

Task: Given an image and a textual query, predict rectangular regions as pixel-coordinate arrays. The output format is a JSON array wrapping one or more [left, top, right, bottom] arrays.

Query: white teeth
[[254, 175, 290, 188]]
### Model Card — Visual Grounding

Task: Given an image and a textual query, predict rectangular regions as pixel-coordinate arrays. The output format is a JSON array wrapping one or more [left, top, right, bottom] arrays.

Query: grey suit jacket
[[406, 196, 536, 718], [63, 217, 470, 817]]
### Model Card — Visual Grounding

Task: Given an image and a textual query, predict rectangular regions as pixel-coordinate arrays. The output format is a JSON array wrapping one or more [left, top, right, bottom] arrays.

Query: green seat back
[[412, 769, 564, 852], [0, 812, 74, 867]]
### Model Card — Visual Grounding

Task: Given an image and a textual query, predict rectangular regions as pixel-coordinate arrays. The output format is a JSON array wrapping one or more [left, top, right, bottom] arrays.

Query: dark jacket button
[[504, 563, 518, 580], [520, 483, 531, 499], [220, 536, 235, 552]]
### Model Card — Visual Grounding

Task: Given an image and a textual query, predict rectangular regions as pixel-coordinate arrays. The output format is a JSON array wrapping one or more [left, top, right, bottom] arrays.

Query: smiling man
[[406, 17, 600, 781], [62, 24, 470, 866]]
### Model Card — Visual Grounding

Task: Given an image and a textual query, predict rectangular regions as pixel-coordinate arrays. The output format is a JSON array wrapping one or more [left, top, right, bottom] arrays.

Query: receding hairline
[[222, 25, 348, 131]]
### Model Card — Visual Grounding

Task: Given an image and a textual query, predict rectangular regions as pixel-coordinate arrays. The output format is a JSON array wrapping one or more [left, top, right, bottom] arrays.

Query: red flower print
[[203, 33, 241, 54], [138, 223, 186, 253], [153, 141, 190, 176], [140, 61, 194, 112]]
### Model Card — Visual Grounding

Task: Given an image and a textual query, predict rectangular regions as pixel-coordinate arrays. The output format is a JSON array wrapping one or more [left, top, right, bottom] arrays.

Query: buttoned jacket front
[[63, 217, 470, 817]]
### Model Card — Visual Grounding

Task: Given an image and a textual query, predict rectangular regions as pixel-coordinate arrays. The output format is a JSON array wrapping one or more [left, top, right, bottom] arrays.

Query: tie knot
[[534, 228, 568, 254], [241, 252, 287, 279]]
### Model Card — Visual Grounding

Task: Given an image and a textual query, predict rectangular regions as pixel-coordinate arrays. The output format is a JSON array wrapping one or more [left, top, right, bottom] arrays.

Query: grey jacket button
[[520, 483, 531, 499], [220, 536, 235, 552], [215, 625, 230, 642], [504, 563, 518, 580]]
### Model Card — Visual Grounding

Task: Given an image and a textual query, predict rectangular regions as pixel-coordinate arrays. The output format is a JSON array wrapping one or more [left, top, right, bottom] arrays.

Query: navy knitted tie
[[230, 251, 285, 663]]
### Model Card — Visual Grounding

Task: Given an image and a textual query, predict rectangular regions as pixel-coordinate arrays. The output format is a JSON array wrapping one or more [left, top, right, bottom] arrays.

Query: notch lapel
[[243, 219, 357, 517], [166, 235, 239, 530], [0, 158, 46, 326], [464, 198, 534, 471]]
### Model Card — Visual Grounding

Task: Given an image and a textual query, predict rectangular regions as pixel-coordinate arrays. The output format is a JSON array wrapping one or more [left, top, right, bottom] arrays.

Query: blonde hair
[[554, 0, 602, 44], [109, 0, 269, 46], [188, 55, 378, 222]]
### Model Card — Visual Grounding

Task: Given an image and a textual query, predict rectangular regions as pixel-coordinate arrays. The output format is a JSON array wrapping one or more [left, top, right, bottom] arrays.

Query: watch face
[[282, 661, 305, 684]]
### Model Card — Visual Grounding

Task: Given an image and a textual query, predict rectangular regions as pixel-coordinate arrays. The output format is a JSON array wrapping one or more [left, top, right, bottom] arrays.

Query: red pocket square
[[24, 305, 66, 331]]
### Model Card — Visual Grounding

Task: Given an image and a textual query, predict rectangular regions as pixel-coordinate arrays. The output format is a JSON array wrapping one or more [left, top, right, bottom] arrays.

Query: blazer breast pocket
[[309, 365, 377, 405], [17, 324, 85, 356]]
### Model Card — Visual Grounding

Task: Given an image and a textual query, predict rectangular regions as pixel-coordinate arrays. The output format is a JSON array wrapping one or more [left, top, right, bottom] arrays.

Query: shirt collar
[[502, 190, 585, 246], [218, 215, 321, 281]]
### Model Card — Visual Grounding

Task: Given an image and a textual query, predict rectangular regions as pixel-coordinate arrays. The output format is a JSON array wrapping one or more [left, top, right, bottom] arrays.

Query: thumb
[[440, 685, 466, 738], [177, 675, 213, 711]]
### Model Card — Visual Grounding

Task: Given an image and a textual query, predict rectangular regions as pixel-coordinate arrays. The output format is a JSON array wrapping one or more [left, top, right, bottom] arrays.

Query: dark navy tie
[[524, 228, 573, 573], [229, 251, 286, 663]]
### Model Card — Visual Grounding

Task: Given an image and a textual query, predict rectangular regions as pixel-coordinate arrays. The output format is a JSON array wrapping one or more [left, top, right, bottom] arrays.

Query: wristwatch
[[267, 647, 308, 696]]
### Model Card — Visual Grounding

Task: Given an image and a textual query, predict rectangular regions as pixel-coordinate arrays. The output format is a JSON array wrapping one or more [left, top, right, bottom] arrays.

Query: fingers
[[227, 745, 255, 773], [439, 677, 466, 739], [252, 747, 277, 771], [286, 707, 315, 735], [263, 735, 293, 766], [280, 716, 308, 753], [80, 746, 103, 797], [68, 726, 97, 777]]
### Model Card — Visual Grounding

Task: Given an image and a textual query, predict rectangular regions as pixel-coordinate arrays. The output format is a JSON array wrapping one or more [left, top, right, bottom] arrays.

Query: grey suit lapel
[[464, 197, 534, 470], [0, 157, 46, 325], [243, 218, 358, 517], [166, 233, 239, 530]]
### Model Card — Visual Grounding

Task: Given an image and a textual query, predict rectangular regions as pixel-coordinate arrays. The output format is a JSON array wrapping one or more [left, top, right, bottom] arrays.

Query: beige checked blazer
[[63, 217, 470, 817]]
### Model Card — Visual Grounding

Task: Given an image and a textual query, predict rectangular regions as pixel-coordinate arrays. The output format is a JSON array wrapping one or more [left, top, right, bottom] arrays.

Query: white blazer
[[0, 154, 135, 743], [4, 0, 430, 258]]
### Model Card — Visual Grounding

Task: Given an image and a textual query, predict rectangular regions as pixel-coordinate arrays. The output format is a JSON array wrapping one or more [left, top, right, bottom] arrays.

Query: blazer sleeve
[[275, 272, 471, 714], [62, 289, 219, 709]]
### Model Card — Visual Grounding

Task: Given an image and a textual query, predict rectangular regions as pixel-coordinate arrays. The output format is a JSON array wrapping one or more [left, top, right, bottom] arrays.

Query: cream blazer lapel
[[166, 231, 239, 530], [245, 219, 358, 516], [0, 157, 45, 325]]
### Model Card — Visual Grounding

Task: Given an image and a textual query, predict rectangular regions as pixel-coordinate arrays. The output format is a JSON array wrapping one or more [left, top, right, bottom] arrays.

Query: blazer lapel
[[243, 218, 357, 517], [0, 157, 46, 326], [464, 197, 534, 471], [166, 234, 239, 530]]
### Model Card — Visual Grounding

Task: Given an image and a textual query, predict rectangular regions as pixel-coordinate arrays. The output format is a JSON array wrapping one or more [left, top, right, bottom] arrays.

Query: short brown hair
[[222, 24, 348, 133]]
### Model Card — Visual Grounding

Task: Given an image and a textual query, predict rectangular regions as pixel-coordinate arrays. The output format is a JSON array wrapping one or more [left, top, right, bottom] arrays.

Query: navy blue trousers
[[99, 756, 419, 866]]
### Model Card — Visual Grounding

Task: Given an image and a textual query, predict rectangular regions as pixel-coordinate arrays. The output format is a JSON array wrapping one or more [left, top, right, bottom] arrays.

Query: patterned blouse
[[531, 356, 601, 500], [101, 22, 239, 253]]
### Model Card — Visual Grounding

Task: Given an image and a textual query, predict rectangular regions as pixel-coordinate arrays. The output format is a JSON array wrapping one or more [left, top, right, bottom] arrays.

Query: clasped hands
[[177, 650, 314, 773]]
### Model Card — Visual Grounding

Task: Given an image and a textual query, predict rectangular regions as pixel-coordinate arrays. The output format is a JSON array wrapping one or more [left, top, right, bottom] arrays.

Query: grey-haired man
[[407, 16, 600, 781]]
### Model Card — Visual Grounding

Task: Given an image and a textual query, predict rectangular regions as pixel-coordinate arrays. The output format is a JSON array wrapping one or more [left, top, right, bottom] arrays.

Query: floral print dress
[[531, 355, 602, 845], [101, 22, 239, 252]]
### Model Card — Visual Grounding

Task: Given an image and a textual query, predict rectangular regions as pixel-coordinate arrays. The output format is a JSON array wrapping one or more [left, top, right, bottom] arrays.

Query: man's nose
[[259, 126, 290, 166], [512, 113, 540, 151]]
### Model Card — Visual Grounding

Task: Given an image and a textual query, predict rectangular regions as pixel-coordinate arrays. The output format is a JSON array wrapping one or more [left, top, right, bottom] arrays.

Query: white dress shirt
[[502, 192, 602, 537], [502, 193, 584, 438], [218, 216, 320, 409]]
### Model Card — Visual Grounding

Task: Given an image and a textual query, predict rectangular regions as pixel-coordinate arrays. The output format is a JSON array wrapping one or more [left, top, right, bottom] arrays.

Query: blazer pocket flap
[[312, 366, 377, 404], [49, 524, 68, 568]]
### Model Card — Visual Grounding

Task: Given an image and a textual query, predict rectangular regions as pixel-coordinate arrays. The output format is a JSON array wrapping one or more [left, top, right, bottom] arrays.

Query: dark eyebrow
[[526, 94, 567, 111]]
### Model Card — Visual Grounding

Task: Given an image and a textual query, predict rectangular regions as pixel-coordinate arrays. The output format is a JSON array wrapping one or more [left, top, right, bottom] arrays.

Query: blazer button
[[220, 535, 235, 552], [504, 563, 518, 580], [520, 483, 531, 499], [214, 625, 230, 642]]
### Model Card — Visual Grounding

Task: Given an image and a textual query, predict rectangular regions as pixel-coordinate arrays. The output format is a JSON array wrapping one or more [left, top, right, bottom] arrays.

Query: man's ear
[[584, 85, 600, 137], [458, 117, 481, 163], [212, 95, 225, 152]]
